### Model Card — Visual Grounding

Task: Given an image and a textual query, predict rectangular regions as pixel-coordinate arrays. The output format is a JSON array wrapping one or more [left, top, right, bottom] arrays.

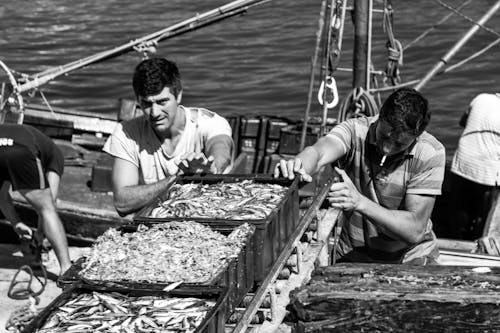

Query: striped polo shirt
[[327, 115, 446, 263]]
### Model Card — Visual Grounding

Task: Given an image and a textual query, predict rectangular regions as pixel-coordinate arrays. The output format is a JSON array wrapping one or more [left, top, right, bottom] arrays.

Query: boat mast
[[352, 0, 371, 90]]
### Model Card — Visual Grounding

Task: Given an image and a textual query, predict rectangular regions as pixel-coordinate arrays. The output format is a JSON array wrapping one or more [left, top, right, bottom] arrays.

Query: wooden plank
[[437, 238, 477, 252], [258, 242, 323, 333], [290, 263, 500, 304], [438, 249, 500, 267], [232, 177, 336, 333], [288, 262, 500, 332], [24, 107, 117, 135], [292, 300, 500, 332]]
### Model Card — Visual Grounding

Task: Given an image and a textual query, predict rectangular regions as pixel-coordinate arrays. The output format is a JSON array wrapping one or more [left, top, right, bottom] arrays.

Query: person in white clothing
[[103, 58, 233, 216], [448, 93, 500, 240]]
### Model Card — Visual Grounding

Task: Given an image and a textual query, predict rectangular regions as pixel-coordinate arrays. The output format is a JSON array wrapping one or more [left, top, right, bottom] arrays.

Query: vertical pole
[[353, 0, 369, 89], [300, 0, 327, 151], [320, 0, 336, 136]]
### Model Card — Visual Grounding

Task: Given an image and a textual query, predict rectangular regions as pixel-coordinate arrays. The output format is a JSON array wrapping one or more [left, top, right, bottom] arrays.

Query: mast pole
[[414, 0, 500, 91], [352, 0, 370, 89]]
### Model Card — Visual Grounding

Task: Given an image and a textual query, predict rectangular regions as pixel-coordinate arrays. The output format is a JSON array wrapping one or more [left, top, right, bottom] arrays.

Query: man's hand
[[177, 153, 216, 175], [476, 236, 500, 256], [327, 167, 363, 211], [273, 157, 313, 182]]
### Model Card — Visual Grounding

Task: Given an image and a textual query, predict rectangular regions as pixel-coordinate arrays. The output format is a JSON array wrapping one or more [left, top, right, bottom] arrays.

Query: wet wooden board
[[287, 264, 500, 332]]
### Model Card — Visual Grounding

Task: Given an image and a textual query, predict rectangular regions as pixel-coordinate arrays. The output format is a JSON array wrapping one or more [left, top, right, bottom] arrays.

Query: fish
[[35, 291, 214, 333], [79, 221, 253, 284], [149, 180, 287, 220]]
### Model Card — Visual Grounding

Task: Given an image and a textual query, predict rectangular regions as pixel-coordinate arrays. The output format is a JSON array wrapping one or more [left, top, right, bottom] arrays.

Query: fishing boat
[[1, 0, 500, 331], [1, 0, 499, 250]]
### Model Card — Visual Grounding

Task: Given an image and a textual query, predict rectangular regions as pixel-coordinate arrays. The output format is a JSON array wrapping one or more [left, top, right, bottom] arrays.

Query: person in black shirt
[[0, 124, 71, 275]]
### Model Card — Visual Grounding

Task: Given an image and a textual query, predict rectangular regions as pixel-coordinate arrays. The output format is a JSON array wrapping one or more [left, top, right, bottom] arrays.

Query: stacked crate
[[134, 174, 300, 286]]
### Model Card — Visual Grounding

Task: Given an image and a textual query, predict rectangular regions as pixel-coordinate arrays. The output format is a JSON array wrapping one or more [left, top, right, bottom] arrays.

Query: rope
[[338, 87, 378, 123], [382, 0, 403, 86], [5, 297, 39, 333], [7, 264, 47, 300], [433, 0, 500, 38], [39, 90, 55, 114], [404, 0, 472, 51], [445, 36, 500, 72]]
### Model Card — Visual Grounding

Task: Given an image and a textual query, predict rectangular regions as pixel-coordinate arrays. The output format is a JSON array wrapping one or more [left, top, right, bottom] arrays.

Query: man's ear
[[177, 90, 183, 104]]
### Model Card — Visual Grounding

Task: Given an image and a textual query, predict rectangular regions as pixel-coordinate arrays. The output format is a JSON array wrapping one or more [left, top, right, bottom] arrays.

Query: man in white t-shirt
[[103, 58, 233, 216], [448, 93, 500, 241]]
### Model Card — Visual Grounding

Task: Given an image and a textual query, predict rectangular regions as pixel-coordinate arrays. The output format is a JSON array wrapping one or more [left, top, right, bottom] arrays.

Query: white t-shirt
[[103, 105, 232, 184], [451, 93, 500, 186]]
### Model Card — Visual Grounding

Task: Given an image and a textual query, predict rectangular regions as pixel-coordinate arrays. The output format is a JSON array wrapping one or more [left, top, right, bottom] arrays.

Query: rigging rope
[[318, 0, 344, 134], [404, 0, 472, 51], [433, 0, 500, 38], [371, 0, 500, 93], [382, 0, 403, 86], [338, 87, 378, 123], [445, 36, 500, 72]]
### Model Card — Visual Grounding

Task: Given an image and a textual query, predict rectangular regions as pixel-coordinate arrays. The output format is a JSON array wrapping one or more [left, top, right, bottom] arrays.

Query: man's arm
[[205, 134, 233, 173], [275, 135, 346, 181], [46, 171, 60, 200], [328, 168, 435, 244], [111, 157, 175, 216], [357, 193, 435, 244], [0, 182, 24, 229]]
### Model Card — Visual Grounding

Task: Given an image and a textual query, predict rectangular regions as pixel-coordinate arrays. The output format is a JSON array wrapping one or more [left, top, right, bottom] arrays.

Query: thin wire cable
[[404, 0, 472, 50], [445, 36, 500, 72], [433, 0, 500, 38]]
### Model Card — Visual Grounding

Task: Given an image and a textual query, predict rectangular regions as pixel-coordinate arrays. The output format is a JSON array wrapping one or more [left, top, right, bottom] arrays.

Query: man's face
[[375, 119, 417, 156], [138, 87, 181, 134]]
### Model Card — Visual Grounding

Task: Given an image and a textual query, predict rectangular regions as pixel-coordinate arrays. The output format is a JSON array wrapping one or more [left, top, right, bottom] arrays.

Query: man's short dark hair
[[379, 88, 430, 136], [132, 58, 182, 98]]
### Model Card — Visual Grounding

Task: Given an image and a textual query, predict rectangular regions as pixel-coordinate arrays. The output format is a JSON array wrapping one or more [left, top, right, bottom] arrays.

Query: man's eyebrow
[[141, 97, 169, 103]]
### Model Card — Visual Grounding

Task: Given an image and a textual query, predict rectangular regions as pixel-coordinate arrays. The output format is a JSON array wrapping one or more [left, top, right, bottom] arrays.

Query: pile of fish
[[149, 180, 288, 219], [35, 291, 214, 333], [80, 221, 253, 283]]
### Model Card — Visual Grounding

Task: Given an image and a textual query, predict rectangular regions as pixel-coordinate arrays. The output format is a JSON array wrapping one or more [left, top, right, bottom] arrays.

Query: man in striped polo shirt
[[275, 88, 445, 264]]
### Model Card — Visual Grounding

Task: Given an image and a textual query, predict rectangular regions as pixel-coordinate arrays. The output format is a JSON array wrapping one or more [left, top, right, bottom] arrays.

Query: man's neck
[[156, 106, 186, 142]]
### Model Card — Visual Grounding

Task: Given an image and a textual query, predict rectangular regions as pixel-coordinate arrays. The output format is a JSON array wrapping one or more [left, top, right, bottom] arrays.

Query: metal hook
[[317, 76, 339, 109]]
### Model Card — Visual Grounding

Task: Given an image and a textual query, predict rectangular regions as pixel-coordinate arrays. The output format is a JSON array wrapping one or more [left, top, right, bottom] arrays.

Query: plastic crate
[[58, 223, 254, 314], [24, 285, 229, 333], [133, 174, 300, 283]]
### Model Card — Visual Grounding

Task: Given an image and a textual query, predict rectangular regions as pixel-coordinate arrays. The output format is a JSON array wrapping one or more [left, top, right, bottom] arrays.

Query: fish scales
[[36, 292, 214, 333]]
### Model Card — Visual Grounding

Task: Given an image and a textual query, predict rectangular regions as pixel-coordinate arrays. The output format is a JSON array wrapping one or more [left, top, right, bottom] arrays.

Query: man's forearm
[[356, 196, 426, 244], [206, 135, 233, 173], [297, 146, 322, 175], [0, 185, 22, 224], [114, 176, 176, 216]]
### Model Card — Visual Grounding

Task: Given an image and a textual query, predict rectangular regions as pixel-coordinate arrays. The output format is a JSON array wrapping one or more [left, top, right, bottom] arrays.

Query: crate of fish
[[133, 174, 300, 283], [25, 285, 229, 333], [59, 221, 254, 314]]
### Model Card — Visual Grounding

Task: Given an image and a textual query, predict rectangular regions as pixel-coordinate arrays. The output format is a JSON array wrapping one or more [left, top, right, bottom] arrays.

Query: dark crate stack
[[24, 285, 229, 333], [58, 224, 255, 316], [287, 264, 500, 333], [133, 174, 300, 285]]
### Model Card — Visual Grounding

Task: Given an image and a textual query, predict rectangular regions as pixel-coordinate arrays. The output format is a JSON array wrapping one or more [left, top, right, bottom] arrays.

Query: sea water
[[1, 0, 499, 156]]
